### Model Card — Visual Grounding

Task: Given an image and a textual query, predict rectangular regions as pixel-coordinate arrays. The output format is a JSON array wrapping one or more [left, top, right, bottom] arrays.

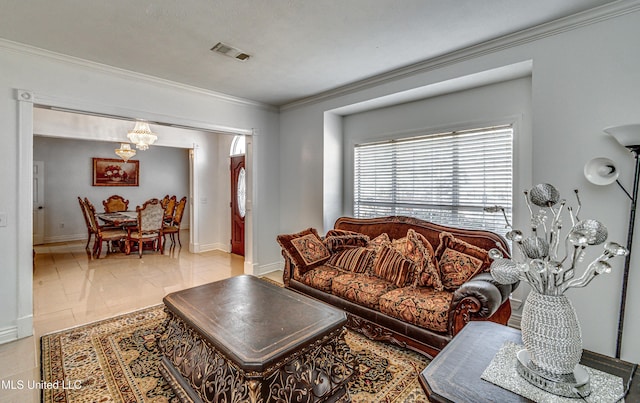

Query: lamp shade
[[604, 124, 640, 150], [584, 157, 618, 186]]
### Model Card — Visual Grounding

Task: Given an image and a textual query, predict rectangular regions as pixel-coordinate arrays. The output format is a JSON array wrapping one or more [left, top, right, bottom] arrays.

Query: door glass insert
[[237, 167, 246, 218]]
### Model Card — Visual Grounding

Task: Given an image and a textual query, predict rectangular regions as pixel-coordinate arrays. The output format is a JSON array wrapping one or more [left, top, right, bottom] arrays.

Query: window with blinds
[[353, 125, 513, 236]]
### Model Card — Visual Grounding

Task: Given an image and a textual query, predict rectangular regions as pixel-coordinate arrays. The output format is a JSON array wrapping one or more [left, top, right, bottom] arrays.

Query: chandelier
[[127, 121, 157, 150], [114, 143, 136, 162]]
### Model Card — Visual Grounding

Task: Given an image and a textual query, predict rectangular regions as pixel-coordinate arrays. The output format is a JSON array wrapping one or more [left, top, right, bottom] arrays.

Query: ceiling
[[0, 0, 618, 106]]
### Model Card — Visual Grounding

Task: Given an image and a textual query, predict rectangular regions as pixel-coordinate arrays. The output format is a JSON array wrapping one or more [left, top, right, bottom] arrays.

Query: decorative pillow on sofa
[[373, 244, 416, 288], [277, 228, 331, 272], [325, 229, 361, 237], [390, 230, 443, 291], [409, 230, 444, 291], [324, 234, 370, 253], [325, 246, 375, 273], [366, 233, 391, 254], [435, 232, 491, 290]]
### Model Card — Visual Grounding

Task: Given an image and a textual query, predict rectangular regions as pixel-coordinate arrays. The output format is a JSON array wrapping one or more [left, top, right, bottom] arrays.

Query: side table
[[419, 321, 638, 402]]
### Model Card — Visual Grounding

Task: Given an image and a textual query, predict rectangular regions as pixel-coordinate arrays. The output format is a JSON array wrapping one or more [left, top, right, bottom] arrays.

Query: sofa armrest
[[448, 274, 512, 335]]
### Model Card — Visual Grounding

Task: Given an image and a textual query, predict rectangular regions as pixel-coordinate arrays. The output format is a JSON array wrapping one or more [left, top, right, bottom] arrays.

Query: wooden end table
[[158, 275, 354, 403], [419, 321, 639, 402]]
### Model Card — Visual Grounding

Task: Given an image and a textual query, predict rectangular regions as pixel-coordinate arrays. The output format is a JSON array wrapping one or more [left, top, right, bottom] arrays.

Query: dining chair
[[85, 198, 127, 258], [103, 194, 129, 213], [77, 197, 95, 251], [126, 198, 164, 258], [163, 195, 177, 223], [163, 196, 187, 248], [160, 194, 170, 209]]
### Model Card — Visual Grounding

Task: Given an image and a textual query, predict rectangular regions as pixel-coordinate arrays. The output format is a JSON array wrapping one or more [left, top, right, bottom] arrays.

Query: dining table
[[97, 211, 137, 227]]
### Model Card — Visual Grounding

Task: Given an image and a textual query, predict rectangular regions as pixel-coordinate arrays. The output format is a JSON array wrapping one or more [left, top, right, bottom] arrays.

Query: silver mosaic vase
[[520, 291, 583, 375]]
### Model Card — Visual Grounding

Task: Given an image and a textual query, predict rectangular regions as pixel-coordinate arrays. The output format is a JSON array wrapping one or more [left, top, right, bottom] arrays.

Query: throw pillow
[[325, 229, 362, 237], [324, 233, 370, 253], [435, 232, 491, 290], [408, 230, 443, 291], [373, 244, 416, 288], [367, 233, 391, 254], [325, 247, 374, 273], [389, 230, 442, 290], [277, 228, 331, 272]]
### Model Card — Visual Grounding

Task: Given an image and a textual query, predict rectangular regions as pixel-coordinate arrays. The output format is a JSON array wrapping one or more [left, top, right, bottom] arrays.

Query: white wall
[[280, 8, 640, 362], [0, 41, 281, 343], [33, 136, 190, 243]]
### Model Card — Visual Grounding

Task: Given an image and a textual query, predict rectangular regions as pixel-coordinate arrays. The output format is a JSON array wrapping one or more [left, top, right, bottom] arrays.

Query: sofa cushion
[[379, 287, 453, 333], [324, 233, 370, 253], [294, 265, 343, 292], [331, 273, 397, 310], [372, 244, 416, 287], [435, 232, 491, 290], [277, 228, 331, 272], [325, 247, 375, 273]]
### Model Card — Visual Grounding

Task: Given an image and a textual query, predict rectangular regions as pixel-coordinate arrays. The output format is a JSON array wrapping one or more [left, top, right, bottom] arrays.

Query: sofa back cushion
[[373, 244, 416, 287], [277, 228, 331, 272], [325, 247, 375, 273], [435, 232, 491, 290]]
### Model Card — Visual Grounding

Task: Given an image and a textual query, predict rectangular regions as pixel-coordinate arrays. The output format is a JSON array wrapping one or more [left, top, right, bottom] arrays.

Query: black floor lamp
[[585, 123, 640, 359]]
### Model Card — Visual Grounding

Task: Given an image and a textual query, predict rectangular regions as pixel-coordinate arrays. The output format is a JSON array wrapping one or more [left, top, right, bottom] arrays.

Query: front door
[[230, 155, 245, 256], [33, 161, 45, 245]]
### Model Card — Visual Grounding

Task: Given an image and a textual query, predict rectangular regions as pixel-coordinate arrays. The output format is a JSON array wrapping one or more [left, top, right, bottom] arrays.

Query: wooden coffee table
[[419, 321, 639, 402], [158, 275, 354, 403]]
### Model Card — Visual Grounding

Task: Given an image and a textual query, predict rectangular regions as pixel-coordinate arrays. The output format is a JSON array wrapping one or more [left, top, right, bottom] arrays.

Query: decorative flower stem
[[485, 184, 628, 296]]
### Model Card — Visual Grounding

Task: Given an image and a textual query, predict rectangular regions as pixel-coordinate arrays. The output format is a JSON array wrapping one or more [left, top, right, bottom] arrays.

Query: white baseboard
[[253, 261, 283, 277], [193, 242, 229, 253], [43, 234, 85, 244], [0, 326, 18, 345]]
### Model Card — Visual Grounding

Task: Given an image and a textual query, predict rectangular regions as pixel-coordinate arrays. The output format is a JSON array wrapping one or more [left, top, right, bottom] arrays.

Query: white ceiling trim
[[281, 0, 640, 112], [0, 38, 277, 112]]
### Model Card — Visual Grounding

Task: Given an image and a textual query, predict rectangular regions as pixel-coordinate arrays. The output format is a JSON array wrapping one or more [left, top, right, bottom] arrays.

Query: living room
[[1, 1, 640, 401]]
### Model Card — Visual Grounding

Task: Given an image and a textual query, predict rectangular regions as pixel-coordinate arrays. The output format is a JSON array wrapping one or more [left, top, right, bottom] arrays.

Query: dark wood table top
[[420, 321, 639, 403], [163, 275, 347, 372], [97, 211, 137, 226]]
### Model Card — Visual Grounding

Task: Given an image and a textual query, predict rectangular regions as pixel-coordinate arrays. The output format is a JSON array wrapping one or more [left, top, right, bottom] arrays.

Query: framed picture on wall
[[92, 158, 139, 186]]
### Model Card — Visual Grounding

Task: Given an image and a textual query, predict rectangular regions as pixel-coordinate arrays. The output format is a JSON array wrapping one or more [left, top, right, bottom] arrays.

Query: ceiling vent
[[211, 42, 251, 61]]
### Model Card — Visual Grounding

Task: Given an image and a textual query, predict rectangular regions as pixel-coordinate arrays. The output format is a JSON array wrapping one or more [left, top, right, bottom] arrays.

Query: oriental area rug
[[41, 305, 430, 403]]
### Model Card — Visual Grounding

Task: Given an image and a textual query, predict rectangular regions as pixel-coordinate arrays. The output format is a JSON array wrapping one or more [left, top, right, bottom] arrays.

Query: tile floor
[[0, 231, 283, 403]]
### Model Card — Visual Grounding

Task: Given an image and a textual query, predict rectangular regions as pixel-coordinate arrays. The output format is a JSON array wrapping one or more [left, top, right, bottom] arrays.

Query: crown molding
[[0, 38, 277, 112], [281, 0, 640, 112]]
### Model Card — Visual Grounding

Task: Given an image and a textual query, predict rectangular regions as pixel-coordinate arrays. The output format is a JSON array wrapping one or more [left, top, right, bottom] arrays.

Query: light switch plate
[[0, 212, 7, 227]]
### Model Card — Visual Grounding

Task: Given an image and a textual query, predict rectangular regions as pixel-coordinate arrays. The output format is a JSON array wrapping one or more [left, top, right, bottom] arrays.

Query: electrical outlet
[[0, 212, 6, 227]]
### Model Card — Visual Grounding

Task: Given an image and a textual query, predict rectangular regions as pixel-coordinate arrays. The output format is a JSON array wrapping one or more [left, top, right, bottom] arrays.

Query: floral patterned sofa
[[278, 216, 519, 358]]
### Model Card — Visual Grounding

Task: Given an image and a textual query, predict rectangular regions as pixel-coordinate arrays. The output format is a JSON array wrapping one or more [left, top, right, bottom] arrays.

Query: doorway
[[16, 91, 258, 340]]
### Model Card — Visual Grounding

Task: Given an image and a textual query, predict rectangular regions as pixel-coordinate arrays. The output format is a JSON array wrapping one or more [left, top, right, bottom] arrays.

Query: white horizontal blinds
[[354, 125, 513, 236]]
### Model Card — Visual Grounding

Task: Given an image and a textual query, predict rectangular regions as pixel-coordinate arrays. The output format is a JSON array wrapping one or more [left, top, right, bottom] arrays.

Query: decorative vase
[[485, 184, 629, 397], [520, 290, 582, 375]]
